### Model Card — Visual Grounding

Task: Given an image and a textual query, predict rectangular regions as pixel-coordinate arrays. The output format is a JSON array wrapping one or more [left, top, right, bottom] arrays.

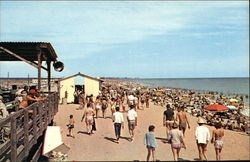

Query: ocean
[[127, 77, 249, 96]]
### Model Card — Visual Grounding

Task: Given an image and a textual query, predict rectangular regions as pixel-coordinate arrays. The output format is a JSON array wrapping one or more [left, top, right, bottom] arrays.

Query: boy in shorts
[[67, 115, 75, 138]]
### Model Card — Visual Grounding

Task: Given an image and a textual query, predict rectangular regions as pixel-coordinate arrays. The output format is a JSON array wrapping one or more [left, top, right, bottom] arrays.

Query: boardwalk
[[54, 102, 250, 161]]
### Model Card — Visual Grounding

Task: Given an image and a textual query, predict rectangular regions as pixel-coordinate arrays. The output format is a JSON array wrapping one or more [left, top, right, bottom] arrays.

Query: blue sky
[[0, 1, 249, 78]]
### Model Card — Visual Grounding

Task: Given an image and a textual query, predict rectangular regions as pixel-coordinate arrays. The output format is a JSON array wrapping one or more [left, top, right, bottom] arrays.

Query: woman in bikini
[[94, 96, 102, 118], [211, 122, 224, 161], [110, 98, 116, 116]]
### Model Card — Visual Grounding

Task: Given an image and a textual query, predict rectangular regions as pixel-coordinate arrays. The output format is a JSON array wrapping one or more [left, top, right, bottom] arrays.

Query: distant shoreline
[[0, 76, 248, 79]]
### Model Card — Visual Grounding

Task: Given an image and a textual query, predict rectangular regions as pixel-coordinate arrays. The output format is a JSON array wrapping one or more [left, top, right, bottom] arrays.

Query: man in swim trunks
[[177, 106, 191, 137], [81, 103, 95, 134], [163, 104, 175, 141]]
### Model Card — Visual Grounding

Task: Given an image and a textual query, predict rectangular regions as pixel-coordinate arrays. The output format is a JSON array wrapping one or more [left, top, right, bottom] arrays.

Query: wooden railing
[[0, 93, 59, 162]]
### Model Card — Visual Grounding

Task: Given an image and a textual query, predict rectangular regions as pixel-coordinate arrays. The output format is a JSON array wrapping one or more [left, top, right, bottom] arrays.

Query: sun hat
[[197, 117, 206, 124]]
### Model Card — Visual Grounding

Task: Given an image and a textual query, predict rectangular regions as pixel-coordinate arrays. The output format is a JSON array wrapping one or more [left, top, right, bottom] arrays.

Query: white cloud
[[0, 1, 248, 77]]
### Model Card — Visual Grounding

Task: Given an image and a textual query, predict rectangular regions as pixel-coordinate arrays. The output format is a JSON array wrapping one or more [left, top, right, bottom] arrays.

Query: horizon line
[[0, 76, 249, 79]]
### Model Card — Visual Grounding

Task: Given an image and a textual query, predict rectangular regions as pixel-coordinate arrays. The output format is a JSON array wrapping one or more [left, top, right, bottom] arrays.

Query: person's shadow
[[120, 136, 131, 141], [178, 158, 190, 161], [77, 131, 90, 135], [104, 137, 118, 143], [193, 158, 200, 161]]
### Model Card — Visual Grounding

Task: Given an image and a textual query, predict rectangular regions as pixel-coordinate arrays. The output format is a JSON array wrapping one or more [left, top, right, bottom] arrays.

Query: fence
[[0, 92, 59, 162]]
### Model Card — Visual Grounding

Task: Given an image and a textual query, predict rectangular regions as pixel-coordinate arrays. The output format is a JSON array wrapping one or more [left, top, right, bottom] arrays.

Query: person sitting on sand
[[211, 122, 224, 161]]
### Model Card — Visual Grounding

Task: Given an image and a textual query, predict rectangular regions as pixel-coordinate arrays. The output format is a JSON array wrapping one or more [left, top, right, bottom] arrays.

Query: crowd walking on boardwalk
[[56, 79, 250, 161]]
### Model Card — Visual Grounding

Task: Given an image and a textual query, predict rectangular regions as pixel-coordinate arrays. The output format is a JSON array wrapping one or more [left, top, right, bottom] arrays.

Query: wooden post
[[38, 52, 42, 91], [24, 110, 29, 157], [44, 100, 48, 128], [47, 61, 51, 93], [10, 117, 17, 162], [48, 96, 51, 124], [38, 102, 43, 136], [51, 94, 55, 116], [32, 104, 38, 142]]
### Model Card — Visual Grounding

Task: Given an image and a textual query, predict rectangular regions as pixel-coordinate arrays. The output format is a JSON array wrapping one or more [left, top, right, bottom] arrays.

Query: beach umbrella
[[227, 105, 238, 110], [205, 104, 229, 111], [229, 98, 238, 102]]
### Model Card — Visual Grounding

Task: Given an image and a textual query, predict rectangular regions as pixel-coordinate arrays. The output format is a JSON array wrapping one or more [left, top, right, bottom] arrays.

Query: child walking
[[144, 125, 157, 161], [67, 115, 75, 138]]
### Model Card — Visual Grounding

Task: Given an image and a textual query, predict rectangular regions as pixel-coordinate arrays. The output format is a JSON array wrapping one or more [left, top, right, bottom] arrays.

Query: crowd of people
[[65, 79, 249, 161], [0, 85, 47, 119], [1, 80, 249, 161]]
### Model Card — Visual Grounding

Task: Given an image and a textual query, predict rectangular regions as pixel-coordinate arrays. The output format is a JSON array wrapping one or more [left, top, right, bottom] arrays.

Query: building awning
[[0, 42, 58, 61]]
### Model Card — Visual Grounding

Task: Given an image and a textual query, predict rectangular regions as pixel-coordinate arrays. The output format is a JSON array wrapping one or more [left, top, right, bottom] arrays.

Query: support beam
[[47, 61, 51, 92], [0, 46, 49, 71], [0, 46, 39, 69], [38, 52, 42, 91], [30, 61, 48, 71]]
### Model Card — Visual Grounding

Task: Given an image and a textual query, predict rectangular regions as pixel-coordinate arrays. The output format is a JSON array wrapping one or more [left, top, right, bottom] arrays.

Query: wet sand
[[54, 102, 250, 161]]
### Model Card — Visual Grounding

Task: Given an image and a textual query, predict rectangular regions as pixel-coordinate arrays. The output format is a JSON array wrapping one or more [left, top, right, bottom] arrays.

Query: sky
[[0, 1, 249, 78]]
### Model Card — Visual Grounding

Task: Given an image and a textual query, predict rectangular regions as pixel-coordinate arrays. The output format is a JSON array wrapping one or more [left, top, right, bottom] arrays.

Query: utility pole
[[7, 72, 9, 88], [28, 73, 30, 86]]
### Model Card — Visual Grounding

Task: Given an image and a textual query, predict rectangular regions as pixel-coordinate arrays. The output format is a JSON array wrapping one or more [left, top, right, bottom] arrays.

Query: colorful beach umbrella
[[229, 98, 238, 102], [205, 104, 229, 111], [227, 105, 238, 110]]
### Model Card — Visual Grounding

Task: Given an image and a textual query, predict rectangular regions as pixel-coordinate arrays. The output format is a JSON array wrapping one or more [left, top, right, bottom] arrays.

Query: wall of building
[[59, 77, 75, 103], [59, 75, 100, 103], [85, 77, 100, 97]]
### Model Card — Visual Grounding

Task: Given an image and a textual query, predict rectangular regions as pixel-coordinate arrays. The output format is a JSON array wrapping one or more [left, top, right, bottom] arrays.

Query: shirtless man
[[211, 122, 224, 161], [81, 103, 95, 134], [101, 97, 108, 118], [177, 106, 190, 137]]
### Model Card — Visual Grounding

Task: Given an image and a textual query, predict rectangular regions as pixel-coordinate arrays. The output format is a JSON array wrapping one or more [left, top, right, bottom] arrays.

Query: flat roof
[[0, 42, 58, 61]]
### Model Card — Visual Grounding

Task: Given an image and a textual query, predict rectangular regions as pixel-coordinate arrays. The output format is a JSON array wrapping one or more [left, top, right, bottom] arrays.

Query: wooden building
[[0, 42, 63, 161], [59, 72, 103, 104]]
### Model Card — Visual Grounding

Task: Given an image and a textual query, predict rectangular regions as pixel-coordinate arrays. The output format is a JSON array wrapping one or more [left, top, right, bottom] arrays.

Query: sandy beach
[[54, 102, 250, 161]]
